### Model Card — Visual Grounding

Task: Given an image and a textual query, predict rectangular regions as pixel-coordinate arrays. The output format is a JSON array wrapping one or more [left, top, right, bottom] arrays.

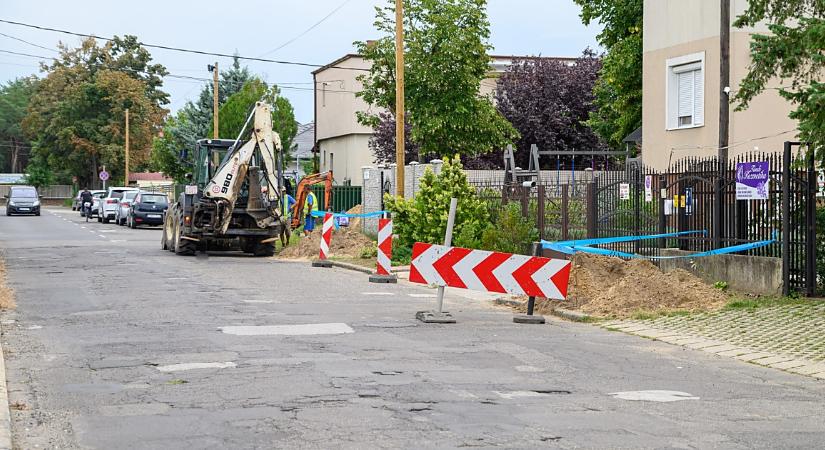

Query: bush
[[480, 202, 539, 255], [385, 155, 489, 249]]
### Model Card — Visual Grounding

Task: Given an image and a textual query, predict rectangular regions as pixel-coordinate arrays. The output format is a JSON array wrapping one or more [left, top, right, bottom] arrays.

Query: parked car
[[114, 191, 139, 225], [5, 185, 41, 216], [127, 192, 169, 228], [99, 187, 139, 223], [79, 190, 106, 217]]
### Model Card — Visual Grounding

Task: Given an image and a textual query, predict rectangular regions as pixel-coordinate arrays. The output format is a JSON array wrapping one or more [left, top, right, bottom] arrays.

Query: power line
[[0, 30, 58, 53], [0, 48, 52, 59], [0, 18, 369, 71], [258, 0, 355, 57]]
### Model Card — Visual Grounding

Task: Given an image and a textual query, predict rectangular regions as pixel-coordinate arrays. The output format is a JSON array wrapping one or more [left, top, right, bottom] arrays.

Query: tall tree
[[355, 0, 517, 161], [0, 77, 38, 172], [734, 1, 825, 159], [151, 57, 254, 180], [573, 0, 642, 150], [217, 79, 298, 160], [23, 36, 168, 187], [496, 50, 606, 168]]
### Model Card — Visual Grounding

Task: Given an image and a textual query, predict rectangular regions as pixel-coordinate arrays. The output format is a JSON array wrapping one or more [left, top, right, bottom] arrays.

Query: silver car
[[115, 191, 139, 225], [99, 187, 139, 223]]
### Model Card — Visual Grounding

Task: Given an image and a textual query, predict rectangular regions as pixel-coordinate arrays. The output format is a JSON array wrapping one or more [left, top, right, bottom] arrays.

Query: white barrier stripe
[[491, 254, 528, 296], [411, 245, 447, 285], [531, 259, 567, 299], [451, 249, 489, 292]]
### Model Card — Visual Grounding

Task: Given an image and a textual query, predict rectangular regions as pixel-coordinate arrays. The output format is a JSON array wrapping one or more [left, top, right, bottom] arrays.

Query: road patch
[[608, 390, 699, 402], [219, 323, 354, 336]]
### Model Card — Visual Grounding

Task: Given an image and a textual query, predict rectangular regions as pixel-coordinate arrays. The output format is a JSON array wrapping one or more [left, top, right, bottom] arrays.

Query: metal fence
[[310, 185, 362, 213], [471, 142, 820, 297]]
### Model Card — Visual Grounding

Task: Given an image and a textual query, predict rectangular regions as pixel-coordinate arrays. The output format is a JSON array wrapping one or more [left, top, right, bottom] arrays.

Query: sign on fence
[[410, 243, 572, 300], [619, 183, 630, 200], [644, 175, 652, 202], [735, 161, 769, 200]]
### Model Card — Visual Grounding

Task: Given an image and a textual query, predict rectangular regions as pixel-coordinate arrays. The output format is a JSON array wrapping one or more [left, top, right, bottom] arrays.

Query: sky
[[0, 0, 601, 124]]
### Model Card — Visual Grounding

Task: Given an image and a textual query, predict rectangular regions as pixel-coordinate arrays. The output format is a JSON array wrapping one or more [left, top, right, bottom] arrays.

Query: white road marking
[[81, 226, 86, 229], [219, 323, 354, 336], [494, 391, 549, 399], [98, 235, 106, 238], [109, 240, 127, 243], [608, 390, 699, 402], [155, 362, 236, 372], [362, 292, 394, 296], [408, 293, 436, 298]]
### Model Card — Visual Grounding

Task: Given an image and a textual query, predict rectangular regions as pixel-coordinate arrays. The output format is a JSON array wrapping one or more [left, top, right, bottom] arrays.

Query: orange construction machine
[[290, 171, 333, 229]]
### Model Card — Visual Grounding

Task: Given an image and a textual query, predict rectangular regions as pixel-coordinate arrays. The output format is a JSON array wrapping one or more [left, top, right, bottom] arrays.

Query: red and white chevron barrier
[[376, 218, 393, 275], [409, 243, 572, 299], [318, 212, 333, 260]]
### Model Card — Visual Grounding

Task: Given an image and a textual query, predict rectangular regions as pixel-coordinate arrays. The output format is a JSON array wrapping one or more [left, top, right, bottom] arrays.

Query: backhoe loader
[[161, 102, 289, 256]]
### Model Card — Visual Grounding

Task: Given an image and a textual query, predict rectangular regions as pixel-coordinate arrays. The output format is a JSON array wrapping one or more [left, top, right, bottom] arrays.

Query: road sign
[[99, 170, 109, 182], [410, 243, 572, 300]]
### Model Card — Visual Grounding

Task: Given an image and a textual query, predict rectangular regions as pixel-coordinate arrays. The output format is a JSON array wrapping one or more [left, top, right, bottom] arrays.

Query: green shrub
[[480, 202, 538, 254], [385, 155, 489, 249], [392, 243, 413, 265]]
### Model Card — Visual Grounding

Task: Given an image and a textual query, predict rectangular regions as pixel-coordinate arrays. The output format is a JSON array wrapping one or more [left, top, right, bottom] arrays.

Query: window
[[666, 52, 705, 130]]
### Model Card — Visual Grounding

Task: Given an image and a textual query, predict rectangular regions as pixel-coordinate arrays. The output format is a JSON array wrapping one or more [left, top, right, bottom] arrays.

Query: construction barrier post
[[513, 243, 546, 324], [416, 197, 458, 324], [312, 212, 333, 268], [369, 217, 397, 283]]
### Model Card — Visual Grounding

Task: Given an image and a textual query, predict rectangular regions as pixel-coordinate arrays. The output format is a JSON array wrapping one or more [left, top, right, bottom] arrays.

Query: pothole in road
[[372, 370, 403, 376], [608, 390, 699, 402]]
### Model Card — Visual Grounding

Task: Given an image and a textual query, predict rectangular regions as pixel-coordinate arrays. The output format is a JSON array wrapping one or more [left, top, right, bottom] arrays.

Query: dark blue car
[[5, 186, 41, 216]]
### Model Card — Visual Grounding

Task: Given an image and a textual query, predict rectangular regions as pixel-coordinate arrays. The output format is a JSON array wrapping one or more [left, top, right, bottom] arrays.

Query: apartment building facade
[[642, 0, 798, 170]]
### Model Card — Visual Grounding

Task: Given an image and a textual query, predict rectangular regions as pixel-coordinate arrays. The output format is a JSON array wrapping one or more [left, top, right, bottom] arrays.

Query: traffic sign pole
[[417, 197, 458, 324]]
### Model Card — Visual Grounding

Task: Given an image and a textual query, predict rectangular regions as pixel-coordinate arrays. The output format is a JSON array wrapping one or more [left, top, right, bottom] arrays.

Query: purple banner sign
[[736, 161, 769, 200]]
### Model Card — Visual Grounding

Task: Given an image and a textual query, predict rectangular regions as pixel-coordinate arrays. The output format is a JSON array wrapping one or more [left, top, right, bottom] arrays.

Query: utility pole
[[715, 0, 730, 248], [125, 108, 130, 187], [719, 0, 730, 163], [394, 0, 405, 196], [209, 62, 219, 139]]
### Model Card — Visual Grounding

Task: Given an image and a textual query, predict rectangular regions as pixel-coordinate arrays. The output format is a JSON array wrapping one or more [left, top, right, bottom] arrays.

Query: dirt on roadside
[[530, 253, 727, 319], [0, 259, 16, 309], [279, 222, 375, 259]]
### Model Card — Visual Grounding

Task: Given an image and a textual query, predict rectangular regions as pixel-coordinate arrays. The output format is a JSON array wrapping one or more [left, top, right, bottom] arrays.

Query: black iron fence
[[472, 142, 820, 297]]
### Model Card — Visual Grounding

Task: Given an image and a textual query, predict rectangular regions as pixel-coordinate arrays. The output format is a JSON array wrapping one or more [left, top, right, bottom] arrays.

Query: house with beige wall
[[312, 54, 575, 185], [642, 0, 799, 171]]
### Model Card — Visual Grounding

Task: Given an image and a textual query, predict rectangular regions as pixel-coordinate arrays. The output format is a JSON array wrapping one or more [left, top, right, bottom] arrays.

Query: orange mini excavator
[[290, 171, 333, 230]]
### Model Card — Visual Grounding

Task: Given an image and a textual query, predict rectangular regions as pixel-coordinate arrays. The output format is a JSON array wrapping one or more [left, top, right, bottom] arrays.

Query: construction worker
[[281, 186, 296, 220], [303, 190, 319, 236]]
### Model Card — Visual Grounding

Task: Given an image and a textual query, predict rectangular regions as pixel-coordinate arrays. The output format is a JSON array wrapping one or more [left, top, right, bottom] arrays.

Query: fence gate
[[591, 158, 659, 255]]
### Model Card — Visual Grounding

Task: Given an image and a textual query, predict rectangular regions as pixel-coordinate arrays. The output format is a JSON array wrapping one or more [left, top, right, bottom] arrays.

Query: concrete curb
[[0, 336, 12, 450], [549, 308, 593, 323], [327, 260, 373, 274]]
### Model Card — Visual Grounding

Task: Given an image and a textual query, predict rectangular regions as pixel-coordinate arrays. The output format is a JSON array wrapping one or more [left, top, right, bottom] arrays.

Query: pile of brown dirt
[[279, 224, 375, 259], [343, 204, 362, 229], [0, 260, 16, 310], [534, 253, 727, 318]]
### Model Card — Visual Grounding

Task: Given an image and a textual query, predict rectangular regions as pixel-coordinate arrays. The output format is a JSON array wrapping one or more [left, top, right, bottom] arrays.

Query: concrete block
[[659, 249, 782, 296]]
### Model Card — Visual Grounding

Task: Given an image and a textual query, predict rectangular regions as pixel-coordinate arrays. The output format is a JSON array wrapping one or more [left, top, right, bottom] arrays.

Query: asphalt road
[[1, 207, 824, 449]]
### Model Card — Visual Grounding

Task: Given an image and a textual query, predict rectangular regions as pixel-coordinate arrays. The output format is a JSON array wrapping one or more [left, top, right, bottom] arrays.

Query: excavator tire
[[239, 237, 256, 254], [252, 240, 276, 257], [160, 222, 169, 250], [174, 210, 196, 256]]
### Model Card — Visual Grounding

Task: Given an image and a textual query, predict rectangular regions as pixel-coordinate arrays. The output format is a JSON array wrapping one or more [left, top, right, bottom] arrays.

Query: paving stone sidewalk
[[602, 301, 825, 379]]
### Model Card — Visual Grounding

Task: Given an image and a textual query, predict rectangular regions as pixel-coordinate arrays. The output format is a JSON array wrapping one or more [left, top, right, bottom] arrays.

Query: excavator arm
[[290, 171, 333, 230], [203, 102, 284, 233]]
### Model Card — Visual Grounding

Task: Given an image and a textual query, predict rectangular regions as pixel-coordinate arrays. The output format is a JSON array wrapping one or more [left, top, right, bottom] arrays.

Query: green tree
[[150, 57, 254, 181], [384, 155, 488, 249], [216, 79, 298, 161], [0, 76, 38, 172], [573, 0, 643, 149], [149, 109, 199, 182], [23, 155, 53, 188], [23, 36, 168, 187], [734, 1, 825, 159], [355, 0, 517, 161]]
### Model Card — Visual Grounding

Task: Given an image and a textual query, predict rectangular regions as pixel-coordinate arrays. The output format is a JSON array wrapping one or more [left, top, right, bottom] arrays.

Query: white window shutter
[[677, 71, 694, 120], [693, 69, 704, 125]]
